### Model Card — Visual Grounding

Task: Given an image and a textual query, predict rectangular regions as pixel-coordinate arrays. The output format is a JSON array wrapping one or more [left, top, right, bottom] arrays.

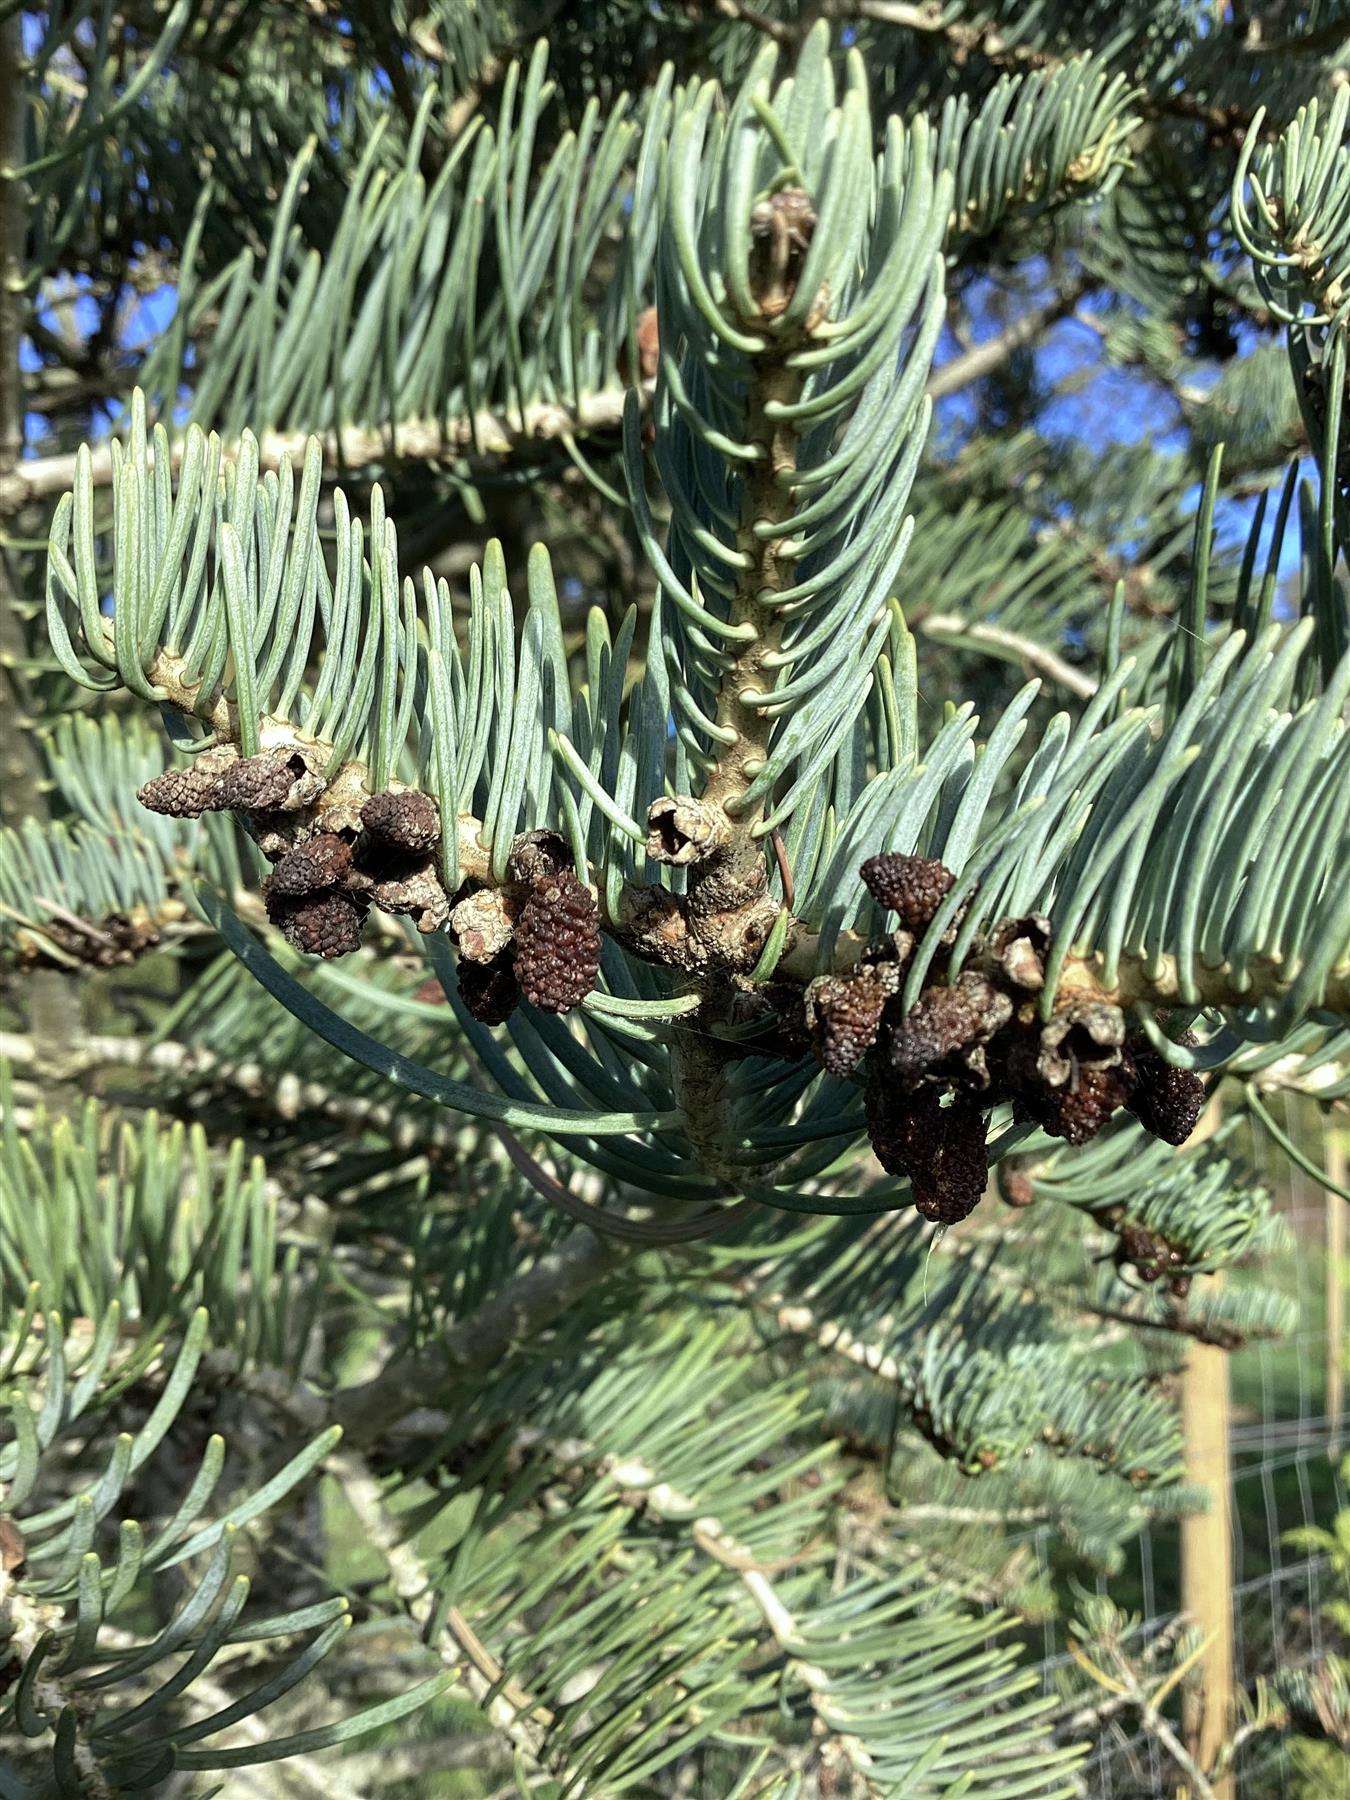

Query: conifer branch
[[89, 1628, 368, 1800], [777, 935, 1350, 1018], [854, 1, 1270, 145], [666, 330, 810, 1181], [0, 1586, 114, 1797], [0, 389, 636, 509], [917, 612, 1099, 697], [333, 1230, 634, 1445], [332, 1449, 555, 1757], [0, 1028, 470, 1157], [746, 1291, 905, 1382], [602, 1455, 877, 1790], [924, 279, 1093, 401]]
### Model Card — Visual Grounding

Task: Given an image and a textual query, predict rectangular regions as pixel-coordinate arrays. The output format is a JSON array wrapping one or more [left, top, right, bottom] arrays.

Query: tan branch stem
[[332, 1228, 634, 1446], [0, 387, 637, 510], [852, 2, 1267, 145], [331, 1448, 554, 1756], [923, 282, 1092, 401], [0, 1583, 113, 1797], [602, 1456, 877, 1791], [918, 612, 1099, 697], [0, 1028, 469, 1160], [776, 932, 1350, 1017]]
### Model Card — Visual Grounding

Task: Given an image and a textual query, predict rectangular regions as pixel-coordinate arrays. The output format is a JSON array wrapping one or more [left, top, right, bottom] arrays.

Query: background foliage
[[1, 2, 1347, 1796]]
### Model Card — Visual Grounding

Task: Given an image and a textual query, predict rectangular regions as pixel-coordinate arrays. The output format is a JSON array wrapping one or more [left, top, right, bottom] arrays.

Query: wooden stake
[[1328, 1122, 1346, 1459], [1180, 1099, 1235, 1799]]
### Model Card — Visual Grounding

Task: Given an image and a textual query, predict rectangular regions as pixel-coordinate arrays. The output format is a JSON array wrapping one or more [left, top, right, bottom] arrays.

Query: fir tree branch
[[708, 0, 795, 44], [84, 1629, 368, 1800], [331, 1448, 555, 1758], [745, 1291, 905, 1382], [0, 1028, 470, 1158], [892, 1503, 1059, 1525], [333, 1229, 635, 1445], [0, 388, 637, 509], [1081, 1300, 1249, 1351], [777, 935, 1350, 1018], [924, 279, 1093, 401], [662, 267, 817, 1182], [853, 0, 1268, 144], [0, 1588, 115, 1796], [602, 1455, 877, 1791], [917, 612, 1099, 697]]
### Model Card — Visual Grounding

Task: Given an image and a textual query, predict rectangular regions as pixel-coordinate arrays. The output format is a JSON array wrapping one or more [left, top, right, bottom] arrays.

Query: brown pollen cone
[[810, 964, 898, 1077], [1126, 1032, 1205, 1145], [360, 789, 441, 856], [266, 887, 367, 958], [268, 833, 353, 897], [865, 1080, 990, 1226], [860, 853, 957, 930], [138, 764, 223, 818], [513, 870, 602, 1012]]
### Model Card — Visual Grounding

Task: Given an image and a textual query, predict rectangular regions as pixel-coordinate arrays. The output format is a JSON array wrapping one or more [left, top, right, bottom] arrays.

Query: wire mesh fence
[[1025, 1123, 1348, 1799]]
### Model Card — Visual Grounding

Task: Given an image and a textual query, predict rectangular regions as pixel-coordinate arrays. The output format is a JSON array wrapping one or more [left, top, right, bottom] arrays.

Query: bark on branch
[[0, 387, 637, 510], [924, 281, 1093, 402]]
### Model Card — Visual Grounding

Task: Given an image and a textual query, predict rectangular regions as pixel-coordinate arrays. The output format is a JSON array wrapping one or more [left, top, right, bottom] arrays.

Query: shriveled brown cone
[[809, 964, 898, 1076], [458, 948, 520, 1025], [864, 1077, 920, 1179], [909, 1092, 991, 1226], [266, 888, 367, 958], [268, 833, 353, 897], [23, 911, 161, 970], [506, 829, 572, 888], [138, 764, 225, 818], [1033, 1061, 1136, 1146], [513, 870, 602, 1012], [361, 789, 441, 856], [1115, 1221, 1173, 1285], [864, 1081, 989, 1225], [860, 853, 957, 930], [216, 748, 324, 812], [1127, 1035, 1205, 1145], [885, 972, 1012, 1088]]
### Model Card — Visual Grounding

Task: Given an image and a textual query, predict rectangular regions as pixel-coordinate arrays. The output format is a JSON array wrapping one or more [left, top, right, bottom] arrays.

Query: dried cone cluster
[[141, 741, 1203, 1229], [139, 745, 450, 961], [261, 788, 449, 958], [140, 745, 605, 1007], [807, 853, 1206, 1229], [19, 909, 164, 971], [451, 831, 601, 1025]]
